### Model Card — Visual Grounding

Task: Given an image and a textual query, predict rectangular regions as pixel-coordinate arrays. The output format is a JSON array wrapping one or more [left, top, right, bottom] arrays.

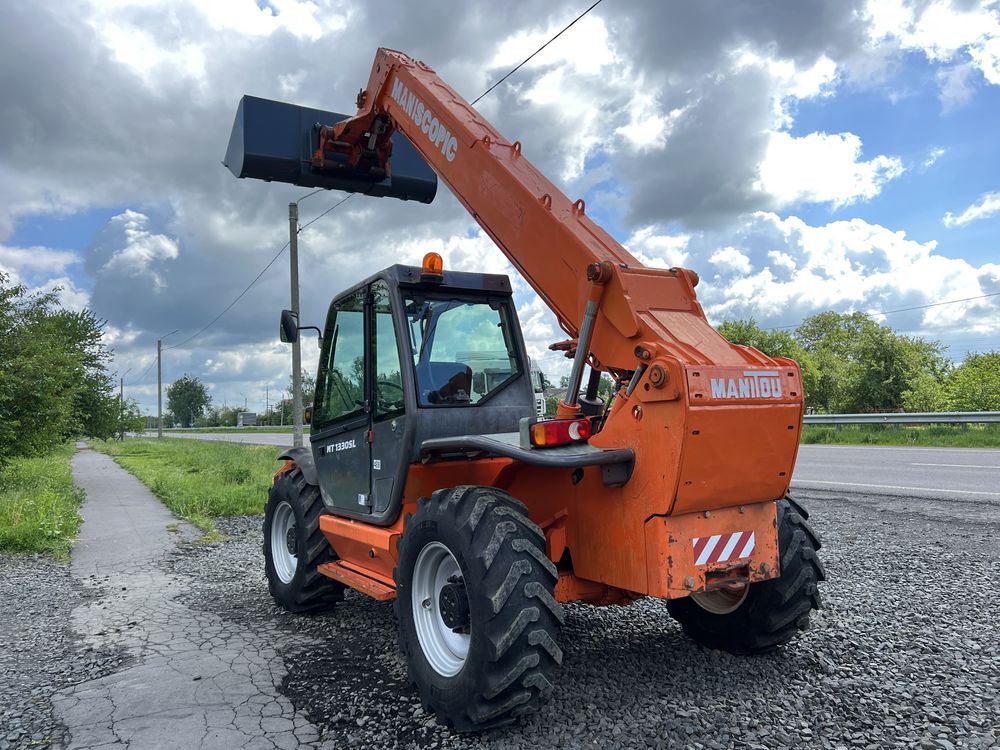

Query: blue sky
[[1, 0, 997, 413], [787, 52, 1000, 265]]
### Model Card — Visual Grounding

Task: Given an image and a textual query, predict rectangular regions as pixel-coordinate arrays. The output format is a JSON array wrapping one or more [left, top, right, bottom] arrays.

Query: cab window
[[372, 281, 404, 419], [404, 293, 521, 407], [314, 290, 365, 429]]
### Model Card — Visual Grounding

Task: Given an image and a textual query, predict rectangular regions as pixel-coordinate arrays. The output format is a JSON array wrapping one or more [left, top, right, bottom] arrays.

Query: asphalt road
[[794, 444, 1000, 501], [152, 431, 1000, 502]]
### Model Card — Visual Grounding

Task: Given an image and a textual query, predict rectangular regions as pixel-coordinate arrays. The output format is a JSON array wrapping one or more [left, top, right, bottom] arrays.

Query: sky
[[1, 0, 998, 415]]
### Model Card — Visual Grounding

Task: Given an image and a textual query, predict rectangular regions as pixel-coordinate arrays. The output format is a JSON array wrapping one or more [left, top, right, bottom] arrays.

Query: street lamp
[[157, 329, 180, 439]]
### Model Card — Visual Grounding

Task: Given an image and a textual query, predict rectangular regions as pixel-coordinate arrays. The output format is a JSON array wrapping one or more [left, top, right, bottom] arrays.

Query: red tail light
[[528, 418, 592, 448]]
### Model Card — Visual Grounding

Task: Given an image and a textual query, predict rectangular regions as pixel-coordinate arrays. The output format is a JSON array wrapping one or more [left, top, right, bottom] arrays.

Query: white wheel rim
[[271, 501, 298, 584], [691, 583, 749, 615], [411, 542, 470, 677]]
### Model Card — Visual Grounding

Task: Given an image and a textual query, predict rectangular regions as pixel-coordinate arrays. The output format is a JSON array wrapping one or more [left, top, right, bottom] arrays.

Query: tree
[[794, 312, 879, 411], [118, 397, 147, 437], [788, 311, 949, 413], [0, 274, 119, 466], [947, 351, 1000, 411], [902, 372, 949, 412], [278, 370, 316, 424], [166, 375, 211, 427], [717, 318, 820, 407], [218, 405, 242, 427], [795, 311, 876, 359], [838, 326, 949, 413]]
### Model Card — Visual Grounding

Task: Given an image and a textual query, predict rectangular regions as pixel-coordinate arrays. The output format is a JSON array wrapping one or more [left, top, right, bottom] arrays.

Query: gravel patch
[[0, 555, 128, 750], [165, 492, 1000, 749]]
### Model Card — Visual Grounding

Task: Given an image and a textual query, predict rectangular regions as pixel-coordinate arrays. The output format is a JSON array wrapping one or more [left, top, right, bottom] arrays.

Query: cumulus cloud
[[98, 211, 179, 289], [922, 146, 948, 169], [869, 0, 1000, 107], [757, 131, 905, 208], [631, 213, 1000, 338], [943, 191, 1000, 227], [0, 245, 78, 277], [709, 246, 753, 275]]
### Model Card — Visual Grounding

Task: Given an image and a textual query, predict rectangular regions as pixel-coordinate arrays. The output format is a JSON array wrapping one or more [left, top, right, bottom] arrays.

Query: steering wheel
[[377, 380, 404, 396], [376, 380, 405, 409]]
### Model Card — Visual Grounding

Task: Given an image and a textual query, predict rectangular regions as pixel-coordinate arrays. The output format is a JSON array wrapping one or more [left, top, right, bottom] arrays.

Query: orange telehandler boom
[[228, 47, 824, 732]]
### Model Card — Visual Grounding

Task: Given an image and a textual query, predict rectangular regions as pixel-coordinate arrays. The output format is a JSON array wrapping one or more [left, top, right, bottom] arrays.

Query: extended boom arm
[[316, 49, 740, 377], [313, 48, 804, 525]]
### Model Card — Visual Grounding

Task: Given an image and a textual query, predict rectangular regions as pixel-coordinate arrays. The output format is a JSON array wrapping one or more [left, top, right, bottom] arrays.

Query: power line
[[164, 240, 290, 351], [471, 0, 606, 106], [163, 194, 357, 352], [769, 290, 1000, 331], [298, 194, 354, 233], [129, 355, 157, 385], [296, 187, 325, 203]]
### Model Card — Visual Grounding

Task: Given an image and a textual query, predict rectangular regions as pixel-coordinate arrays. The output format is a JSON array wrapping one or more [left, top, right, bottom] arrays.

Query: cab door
[[311, 288, 372, 514], [369, 280, 407, 515]]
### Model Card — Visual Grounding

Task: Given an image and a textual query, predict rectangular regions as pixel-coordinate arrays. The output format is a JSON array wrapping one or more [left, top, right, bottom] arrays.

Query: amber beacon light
[[421, 252, 444, 281]]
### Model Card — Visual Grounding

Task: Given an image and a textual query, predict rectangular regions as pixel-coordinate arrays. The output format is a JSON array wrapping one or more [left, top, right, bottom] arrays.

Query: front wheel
[[263, 466, 344, 613], [667, 497, 825, 655], [394, 486, 564, 731]]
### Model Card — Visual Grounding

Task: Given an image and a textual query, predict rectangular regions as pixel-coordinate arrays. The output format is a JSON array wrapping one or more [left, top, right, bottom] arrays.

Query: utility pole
[[157, 330, 179, 439], [265, 386, 269, 424], [289, 202, 304, 448], [119, 368, 131, 441], [157, 339, 163, 439]]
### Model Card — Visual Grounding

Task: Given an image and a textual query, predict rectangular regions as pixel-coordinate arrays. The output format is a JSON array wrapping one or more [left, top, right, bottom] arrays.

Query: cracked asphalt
[[2, 445, 998, 749]]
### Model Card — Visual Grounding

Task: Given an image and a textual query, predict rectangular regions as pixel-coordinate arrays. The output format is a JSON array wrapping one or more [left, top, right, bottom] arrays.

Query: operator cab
[[305, 260, 535, 526]]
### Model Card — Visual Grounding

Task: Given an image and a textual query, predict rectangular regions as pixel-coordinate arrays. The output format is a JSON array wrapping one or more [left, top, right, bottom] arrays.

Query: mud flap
[[644, 501, 780, 599]]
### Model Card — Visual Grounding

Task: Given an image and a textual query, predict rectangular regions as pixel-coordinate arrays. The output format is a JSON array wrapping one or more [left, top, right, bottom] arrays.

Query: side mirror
[[280, 309, 299, 343], [303, 404, 313, 425]]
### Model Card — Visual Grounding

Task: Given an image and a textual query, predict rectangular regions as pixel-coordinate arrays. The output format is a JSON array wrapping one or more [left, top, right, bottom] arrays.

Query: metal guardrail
[[803, 411, 1000, 425]]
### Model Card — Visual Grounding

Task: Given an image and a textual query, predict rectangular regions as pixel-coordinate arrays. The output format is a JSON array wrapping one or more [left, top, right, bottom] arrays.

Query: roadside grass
[[93, 438, 281, 534], [157, 426, 309, 434], [801, 423, 1000, 448], [0, 444, 83, 557]]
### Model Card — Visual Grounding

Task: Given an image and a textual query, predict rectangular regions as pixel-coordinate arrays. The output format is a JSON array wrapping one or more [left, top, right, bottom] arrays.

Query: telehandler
[[225, 48, 824, 731]]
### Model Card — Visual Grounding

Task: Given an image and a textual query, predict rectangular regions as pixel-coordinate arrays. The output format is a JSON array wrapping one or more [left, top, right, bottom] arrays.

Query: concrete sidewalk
[[70, 444, 180, 577], [55, 445, 331, 749]]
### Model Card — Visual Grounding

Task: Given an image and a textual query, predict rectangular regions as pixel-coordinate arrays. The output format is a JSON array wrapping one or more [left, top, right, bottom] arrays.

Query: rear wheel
[[263, 466, 344, 613], [394, 486, 563, 731], [667, 497, 824, 655]]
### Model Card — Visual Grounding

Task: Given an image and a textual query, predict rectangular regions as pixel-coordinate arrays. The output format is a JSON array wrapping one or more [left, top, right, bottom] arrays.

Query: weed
[[0, 444, 83, 557]]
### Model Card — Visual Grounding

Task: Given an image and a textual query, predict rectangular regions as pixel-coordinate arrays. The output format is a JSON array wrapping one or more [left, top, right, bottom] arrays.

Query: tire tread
[[264, 467, 343, 614], [394, 485, 562, 731]]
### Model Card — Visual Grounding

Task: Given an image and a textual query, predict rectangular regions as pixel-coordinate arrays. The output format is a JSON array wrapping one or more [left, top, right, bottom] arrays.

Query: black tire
[[263, 466, 344, 613], [666, 497, 825, 655], [394, 486, 563, 732]]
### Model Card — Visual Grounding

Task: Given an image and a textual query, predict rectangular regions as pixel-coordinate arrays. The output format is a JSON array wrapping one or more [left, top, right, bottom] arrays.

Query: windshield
[[404, 293, 521, 406]]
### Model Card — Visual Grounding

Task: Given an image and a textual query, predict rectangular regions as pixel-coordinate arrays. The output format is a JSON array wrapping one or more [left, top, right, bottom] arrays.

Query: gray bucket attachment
[[224, 95, 437, 203]]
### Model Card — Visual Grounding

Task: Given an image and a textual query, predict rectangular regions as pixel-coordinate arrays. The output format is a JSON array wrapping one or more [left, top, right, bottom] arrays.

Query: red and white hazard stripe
[[692, 531, 755, 566]]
